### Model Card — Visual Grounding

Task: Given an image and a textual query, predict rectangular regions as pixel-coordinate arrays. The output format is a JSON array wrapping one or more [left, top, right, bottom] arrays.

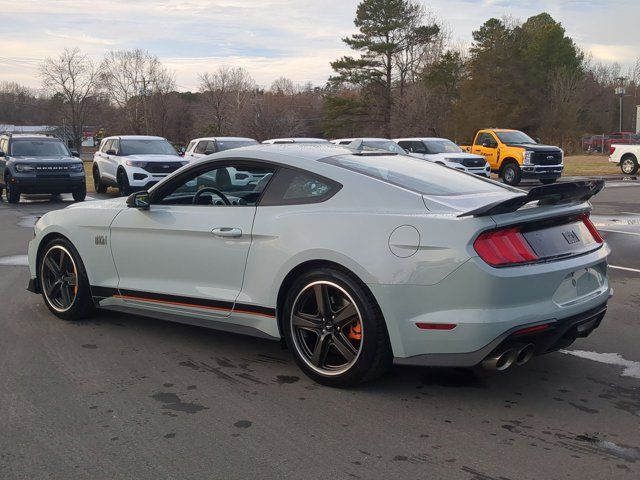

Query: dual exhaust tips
[[482, 343, 535, 371]]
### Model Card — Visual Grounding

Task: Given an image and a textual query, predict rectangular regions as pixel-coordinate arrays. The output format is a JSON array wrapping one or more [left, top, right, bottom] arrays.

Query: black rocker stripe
[[91, 286, 276, 318]]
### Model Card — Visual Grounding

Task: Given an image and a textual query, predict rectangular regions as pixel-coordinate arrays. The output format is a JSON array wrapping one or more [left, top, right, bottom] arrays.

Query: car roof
[[104, 135, 167, 140], [191, 137, 257, 142], [4, 134, 60, 140], [394, 137, 454, 142], [353, 138, 395, 142], [262, 138, 329, 144]]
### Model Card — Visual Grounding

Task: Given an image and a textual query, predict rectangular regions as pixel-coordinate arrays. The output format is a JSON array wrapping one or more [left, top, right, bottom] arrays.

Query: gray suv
[[0, 134, 86, 203]]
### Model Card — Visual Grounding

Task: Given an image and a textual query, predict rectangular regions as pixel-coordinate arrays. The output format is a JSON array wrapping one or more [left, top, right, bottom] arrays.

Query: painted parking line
[[0, 254, 28, 266], [609, 265, 640, 274], [560, 349, 640, 379], [600, 229, 640, 237]]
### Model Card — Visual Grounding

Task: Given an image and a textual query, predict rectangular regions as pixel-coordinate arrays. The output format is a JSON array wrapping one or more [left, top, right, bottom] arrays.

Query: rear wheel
[[39, 238, 94, 320], [117, 170, 130, 197], [6, 176, 20, 203], [621, 155, 639, 175], [501, 162, 522, 186], [283, 268, 392, 387], [93, 165, 107, 193], [540, 178, 556, 185]]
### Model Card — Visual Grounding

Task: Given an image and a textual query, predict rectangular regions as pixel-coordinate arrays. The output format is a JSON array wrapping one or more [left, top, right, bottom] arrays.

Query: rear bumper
[[11, 175, 85, 193], [394, 301, 608, 367], [370, 243, 611, 364]]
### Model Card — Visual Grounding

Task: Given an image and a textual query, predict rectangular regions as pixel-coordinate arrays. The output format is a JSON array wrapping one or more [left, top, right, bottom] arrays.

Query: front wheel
[[6, 176, 20, 203], [621, 156, 639, 175], [93, 165, 107, 193], [283, 268, 392, 387], [39, 238, 94, 320], [117, 170, 130, 197], [72, 184, 87, 202], [540, 178, 557, 185], [501, 163, 522, 186]]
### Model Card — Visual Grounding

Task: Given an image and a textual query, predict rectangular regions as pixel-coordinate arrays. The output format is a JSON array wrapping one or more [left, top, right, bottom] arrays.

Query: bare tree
[[40, 48, 100, 150], [100, 49, 170, 134], [198, 66, 255, 135]]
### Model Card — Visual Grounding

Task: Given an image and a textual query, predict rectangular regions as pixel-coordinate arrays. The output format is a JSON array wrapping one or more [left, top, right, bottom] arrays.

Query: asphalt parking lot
[[1, 181, 639, 480]]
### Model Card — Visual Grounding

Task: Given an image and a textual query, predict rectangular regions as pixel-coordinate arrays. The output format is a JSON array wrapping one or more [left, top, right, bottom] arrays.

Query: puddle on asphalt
[[18, 215, 40, 228], [0, 255, 28, 266]]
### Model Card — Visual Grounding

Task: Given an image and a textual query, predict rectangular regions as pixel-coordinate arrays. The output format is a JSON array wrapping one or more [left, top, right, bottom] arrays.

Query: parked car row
[[0, 128, 565, 203]]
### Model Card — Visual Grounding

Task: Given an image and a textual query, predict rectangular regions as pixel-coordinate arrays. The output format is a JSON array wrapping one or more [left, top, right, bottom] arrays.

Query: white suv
[[93, 136, 186, 195], [183, 136, 266, 187], [395, 137, 491, 178]]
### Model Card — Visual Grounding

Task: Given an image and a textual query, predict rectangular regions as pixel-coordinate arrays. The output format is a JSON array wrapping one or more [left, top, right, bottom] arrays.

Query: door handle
[[212, 227, 242, 238]]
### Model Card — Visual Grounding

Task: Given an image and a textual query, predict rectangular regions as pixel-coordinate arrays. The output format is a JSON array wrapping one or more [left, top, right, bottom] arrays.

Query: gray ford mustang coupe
[[27, 144, 610, 386]]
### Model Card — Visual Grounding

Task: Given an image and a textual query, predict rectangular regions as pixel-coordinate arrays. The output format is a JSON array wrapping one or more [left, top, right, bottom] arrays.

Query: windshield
[[495, 131, 536, 144], [216, 140, 258, 151], [357, 140, 405, 154], [322, 154, 509, 196], [120, 139, 177, 156], [424, 139, 463, 154], [10, 140, 70, 157]]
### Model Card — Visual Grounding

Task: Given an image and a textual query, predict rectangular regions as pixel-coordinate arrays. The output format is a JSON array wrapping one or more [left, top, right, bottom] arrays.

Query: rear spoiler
[[458, 180, 605, 217]]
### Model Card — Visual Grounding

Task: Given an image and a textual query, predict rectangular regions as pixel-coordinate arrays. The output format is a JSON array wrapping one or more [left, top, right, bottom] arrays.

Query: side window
[[397, 141, 411, 151], [111, 139, 120, 155], [102, 139, 113, 153], [260, 168, 341, 206], [412, 141, 427, 153], [186, 140, 196, 153], [0, 138, 7, 154], [154, 162, 277, 207], [194, 141, 208, 154], [476, 133, 496, 147]]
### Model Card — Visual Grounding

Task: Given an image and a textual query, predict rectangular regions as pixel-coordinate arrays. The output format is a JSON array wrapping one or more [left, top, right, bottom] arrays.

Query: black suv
[[0, 134, 86, 204]]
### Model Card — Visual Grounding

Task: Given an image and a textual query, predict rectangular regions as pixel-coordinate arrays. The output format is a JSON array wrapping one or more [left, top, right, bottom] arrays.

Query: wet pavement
[[0, 182, 638, 480]]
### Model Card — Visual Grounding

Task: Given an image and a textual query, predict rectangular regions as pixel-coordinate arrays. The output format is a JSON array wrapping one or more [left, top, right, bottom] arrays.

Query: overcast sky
[[0, 0, 638, 91]]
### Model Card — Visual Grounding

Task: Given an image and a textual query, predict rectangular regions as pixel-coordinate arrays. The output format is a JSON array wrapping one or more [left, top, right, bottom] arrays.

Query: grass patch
[[562, 154, 620, 176]]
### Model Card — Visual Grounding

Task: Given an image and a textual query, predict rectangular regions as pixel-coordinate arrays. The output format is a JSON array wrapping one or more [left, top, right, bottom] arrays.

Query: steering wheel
[[192, 187, 231, 205]]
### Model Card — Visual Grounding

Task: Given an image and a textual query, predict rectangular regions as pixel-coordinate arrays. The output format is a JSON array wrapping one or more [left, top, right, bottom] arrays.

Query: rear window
[[321, 154, 511, 196]]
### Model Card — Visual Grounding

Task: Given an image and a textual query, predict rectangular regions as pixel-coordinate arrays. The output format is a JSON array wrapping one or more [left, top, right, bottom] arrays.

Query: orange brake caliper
[[347, 322, 362, 341]]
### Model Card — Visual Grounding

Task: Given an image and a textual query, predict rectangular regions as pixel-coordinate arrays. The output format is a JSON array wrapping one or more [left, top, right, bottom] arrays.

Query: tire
[[540, 178, 556, 185], [283, 267, 392, 387], [38, 238, 95, 321], [501, 162, 522, 186], [6, 176, 20, 203], [72, 184, 86, 202], [117, 170, 130, 197], [93, 165, 107, 193], [620, 155, 639, 175]]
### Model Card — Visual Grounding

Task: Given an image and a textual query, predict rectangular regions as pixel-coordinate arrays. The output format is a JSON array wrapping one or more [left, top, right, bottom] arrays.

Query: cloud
[[0, 0, 638, 90]]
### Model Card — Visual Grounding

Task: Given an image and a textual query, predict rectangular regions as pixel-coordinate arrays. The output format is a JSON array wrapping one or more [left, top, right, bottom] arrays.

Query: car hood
[[504, 143, 562, 153], [10, 155, 82, 164], [65, 197, 127, 211], [124, 154, 181, 162]]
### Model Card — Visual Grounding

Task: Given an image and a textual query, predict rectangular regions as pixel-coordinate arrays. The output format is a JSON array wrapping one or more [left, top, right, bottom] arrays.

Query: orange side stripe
[[113, 294, 275, 318]]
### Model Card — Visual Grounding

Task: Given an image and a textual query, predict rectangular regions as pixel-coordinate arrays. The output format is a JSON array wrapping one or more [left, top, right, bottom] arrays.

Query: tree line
[[1, 0, 638, 152]]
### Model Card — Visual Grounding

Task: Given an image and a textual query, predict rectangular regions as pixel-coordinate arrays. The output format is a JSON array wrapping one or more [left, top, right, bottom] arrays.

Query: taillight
[[579, 213, 603, 243], [610, 146, 616, 155], [473, 227, 539, 267]]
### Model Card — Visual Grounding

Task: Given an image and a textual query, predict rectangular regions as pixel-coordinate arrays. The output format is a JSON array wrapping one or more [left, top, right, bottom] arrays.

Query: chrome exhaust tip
[[515, 343, 535, 366], [482, 348, 518, 371]]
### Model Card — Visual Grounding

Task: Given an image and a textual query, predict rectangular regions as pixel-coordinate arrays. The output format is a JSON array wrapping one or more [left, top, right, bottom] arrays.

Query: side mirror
[[0, 151, 5, 157], [71, 150, 80, 157], [106, 149, 117, 155], [126, 190, 150, 210], [535, 137, 541, 144]]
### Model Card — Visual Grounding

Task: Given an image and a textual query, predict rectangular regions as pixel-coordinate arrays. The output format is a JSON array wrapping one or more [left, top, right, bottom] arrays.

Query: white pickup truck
[[609, 144, 640, 175]]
